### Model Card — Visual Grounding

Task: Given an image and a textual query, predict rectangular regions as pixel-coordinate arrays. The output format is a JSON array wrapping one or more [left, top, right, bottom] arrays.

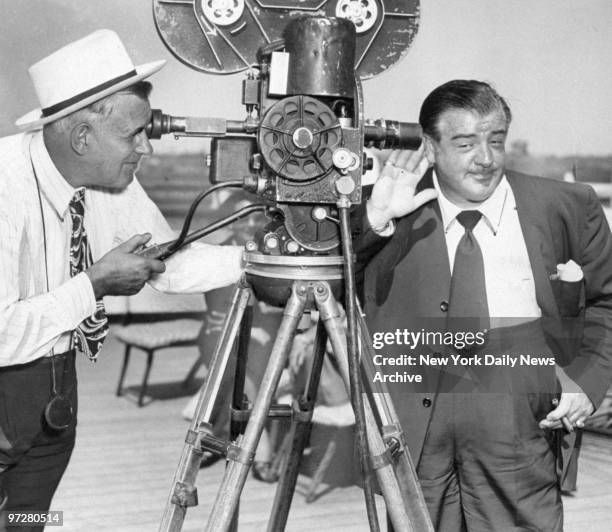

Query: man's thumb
[[120, 233, 152, 252]]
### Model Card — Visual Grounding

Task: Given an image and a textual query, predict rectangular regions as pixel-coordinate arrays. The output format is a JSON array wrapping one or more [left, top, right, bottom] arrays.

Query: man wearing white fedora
[[0, 29, 243, 525]]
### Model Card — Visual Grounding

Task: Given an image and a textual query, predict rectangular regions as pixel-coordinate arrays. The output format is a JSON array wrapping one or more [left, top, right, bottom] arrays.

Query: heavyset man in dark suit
[[354, 80, 612, 531]]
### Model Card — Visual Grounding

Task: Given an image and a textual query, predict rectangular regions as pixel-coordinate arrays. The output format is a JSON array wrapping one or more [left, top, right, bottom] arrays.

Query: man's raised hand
[[366, 145, 438, 230]]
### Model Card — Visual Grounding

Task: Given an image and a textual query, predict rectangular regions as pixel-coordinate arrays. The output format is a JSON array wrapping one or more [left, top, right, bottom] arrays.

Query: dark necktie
[[69, 189, 108, 359], [448, 210, 490, 333]]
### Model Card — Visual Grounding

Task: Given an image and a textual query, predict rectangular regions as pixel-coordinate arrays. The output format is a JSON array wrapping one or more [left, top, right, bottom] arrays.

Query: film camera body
[[148, 1, 422, 255]]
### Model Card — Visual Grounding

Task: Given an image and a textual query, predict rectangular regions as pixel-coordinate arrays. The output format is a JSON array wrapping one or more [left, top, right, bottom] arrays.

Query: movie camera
[[152, 3, 433, 531], [147, 0, 422, 255]]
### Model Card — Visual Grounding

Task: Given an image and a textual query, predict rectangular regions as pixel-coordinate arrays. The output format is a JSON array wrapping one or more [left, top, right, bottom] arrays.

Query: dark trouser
[[0, 352, 77, 532], [416, 392, 562, 532], [389, 322, 564, 532]]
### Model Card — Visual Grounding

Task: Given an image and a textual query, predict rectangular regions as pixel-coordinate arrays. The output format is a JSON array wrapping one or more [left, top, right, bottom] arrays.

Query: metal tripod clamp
[[226, 440, 256, 466]]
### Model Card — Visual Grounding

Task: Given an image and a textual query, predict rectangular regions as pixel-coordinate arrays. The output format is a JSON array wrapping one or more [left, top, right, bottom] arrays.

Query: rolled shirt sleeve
[[89, 177, 245, 294], [149, 242, 244, 293]]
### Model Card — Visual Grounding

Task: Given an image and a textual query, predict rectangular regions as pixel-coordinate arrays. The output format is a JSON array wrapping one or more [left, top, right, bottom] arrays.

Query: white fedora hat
[[16, 29, 166, 130]]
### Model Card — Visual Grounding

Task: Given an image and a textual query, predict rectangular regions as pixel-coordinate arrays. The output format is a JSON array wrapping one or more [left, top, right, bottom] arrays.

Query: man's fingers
[[148, 259, 166, 275], [120, 233, 152, 252], [404, 144, 426, 172], [568, 407, 593, 425], [384, 150, 401, 167], [412, 188, 438, 210], [539, 419, 562, 430], [393, 144, 424, 171], [546, 401, 570, 421], [395, 149, 413, 168], [414, 153, 430, 177], [394, 157, 430, 188]]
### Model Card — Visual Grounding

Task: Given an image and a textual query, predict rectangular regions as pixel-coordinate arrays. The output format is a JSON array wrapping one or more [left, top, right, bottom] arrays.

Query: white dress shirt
[[0, 131, 243, 366], [432, 172, 541, 324]]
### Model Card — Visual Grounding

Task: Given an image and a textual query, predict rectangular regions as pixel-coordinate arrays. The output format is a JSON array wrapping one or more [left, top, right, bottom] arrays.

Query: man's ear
[[70, 122, 92, 155], [422, 134, 436, 165]]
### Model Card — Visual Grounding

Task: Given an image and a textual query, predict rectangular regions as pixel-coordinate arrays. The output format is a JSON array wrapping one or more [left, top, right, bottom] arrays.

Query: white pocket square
[[550, 259, 583, 282]]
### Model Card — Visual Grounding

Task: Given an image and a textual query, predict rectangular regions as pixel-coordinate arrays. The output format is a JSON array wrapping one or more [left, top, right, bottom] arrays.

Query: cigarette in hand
[[551, 398, 574, 433]]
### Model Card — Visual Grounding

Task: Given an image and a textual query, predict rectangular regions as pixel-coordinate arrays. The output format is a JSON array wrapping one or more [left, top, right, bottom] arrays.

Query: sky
[[1, 0, 611, 155]]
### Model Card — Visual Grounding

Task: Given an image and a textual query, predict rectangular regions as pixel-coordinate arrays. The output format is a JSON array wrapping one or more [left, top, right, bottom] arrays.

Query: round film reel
[[153, 0, 420, 79], [202, 0, 245, 26], [335, 0, 378, 33], [258, 95, 341, 182]]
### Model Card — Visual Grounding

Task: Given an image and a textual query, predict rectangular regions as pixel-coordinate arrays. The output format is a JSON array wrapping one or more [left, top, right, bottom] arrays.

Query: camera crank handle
[[136, 240, 180, 261]]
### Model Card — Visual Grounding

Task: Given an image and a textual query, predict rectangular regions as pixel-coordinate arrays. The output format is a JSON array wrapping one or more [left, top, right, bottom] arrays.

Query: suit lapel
[[507, 173, 559, 317], [383, 170, 451, 315], [395, 169, 450, 273]]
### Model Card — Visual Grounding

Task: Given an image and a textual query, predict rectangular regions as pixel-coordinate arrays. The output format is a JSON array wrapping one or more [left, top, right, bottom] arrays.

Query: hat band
[[41, 69, 137, 118]]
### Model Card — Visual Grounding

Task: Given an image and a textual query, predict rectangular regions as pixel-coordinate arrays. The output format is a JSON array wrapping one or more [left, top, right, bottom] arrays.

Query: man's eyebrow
[[450, 129, 507, 141], [450, 133, 477, 141], [125, 124, 145, 136]]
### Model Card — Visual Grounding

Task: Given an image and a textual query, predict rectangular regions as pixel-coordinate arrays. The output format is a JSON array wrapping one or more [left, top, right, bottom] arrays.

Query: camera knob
[[285, 240, 300, 254], [263, 233, 280, 252], [292, 127, 314, 149]]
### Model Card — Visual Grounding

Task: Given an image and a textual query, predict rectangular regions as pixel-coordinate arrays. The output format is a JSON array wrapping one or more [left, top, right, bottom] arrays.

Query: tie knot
[[456, 210, 482, 231], [69, 189, 85, 215]]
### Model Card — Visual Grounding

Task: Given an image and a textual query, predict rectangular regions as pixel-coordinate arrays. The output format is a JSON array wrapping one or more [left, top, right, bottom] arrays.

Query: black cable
[[179, 204, 266, 248], [169, 180, 244, 253], [143, 204, 267, 261]]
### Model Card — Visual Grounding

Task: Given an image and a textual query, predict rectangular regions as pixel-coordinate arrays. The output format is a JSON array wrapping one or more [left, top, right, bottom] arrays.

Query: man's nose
[[474, 143, 493, 167], [135, 131, 153, 156]]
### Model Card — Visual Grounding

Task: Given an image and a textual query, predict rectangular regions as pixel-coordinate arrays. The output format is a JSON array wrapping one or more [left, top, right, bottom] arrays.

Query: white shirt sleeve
[[0, 204, 97, 366], [148, 242, 244, 293], [89, 177, 244, 294]]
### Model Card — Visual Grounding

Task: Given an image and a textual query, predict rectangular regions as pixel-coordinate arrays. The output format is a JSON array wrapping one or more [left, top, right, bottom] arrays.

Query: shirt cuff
[[52, 272, 98, 327]]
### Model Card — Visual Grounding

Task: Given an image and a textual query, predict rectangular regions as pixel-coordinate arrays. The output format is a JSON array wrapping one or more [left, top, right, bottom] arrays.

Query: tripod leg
[[356, 311, 435, 532], [230, 303, 253, 438], [228, 302, 254, 532], [316, 288, 423, 532], [159, 281, 252, 532], [267, 320, 328, 532], [205, 282, 308, 532]]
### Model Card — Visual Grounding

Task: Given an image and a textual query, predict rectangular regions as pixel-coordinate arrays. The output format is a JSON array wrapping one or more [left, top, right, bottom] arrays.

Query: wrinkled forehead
[[436, 107, 508, 137], [102, 93, 151, 132]]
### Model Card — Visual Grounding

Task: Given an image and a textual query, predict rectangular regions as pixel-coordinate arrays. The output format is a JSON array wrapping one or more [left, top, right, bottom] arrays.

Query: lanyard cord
[[30, 147, 60, 396]]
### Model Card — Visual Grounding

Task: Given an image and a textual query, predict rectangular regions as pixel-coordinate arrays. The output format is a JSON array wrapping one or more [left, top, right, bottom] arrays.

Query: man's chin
[[467, 174, 501, 198], [90, 174, 134, 193]]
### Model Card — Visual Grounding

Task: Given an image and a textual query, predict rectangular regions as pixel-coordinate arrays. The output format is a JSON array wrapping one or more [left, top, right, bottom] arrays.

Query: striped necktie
[[69, 189, 108, 359]]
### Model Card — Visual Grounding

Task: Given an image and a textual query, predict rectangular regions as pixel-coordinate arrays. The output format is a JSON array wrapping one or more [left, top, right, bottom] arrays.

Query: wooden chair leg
[[182, 349, 206, 388], [116, 345, 131, 397], [139, 350, 154, 407]]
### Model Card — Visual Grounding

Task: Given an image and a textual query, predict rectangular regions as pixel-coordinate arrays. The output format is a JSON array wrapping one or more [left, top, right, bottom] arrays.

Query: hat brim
[[15, 59, 166, 130]]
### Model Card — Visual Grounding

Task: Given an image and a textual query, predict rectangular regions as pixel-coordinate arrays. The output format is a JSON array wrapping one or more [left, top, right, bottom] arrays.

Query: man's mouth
[[469, 170, 496, 181]]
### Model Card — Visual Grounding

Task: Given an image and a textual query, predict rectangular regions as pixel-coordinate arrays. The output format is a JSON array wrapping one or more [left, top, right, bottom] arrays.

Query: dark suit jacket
[[353, 169, 612, 464]]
